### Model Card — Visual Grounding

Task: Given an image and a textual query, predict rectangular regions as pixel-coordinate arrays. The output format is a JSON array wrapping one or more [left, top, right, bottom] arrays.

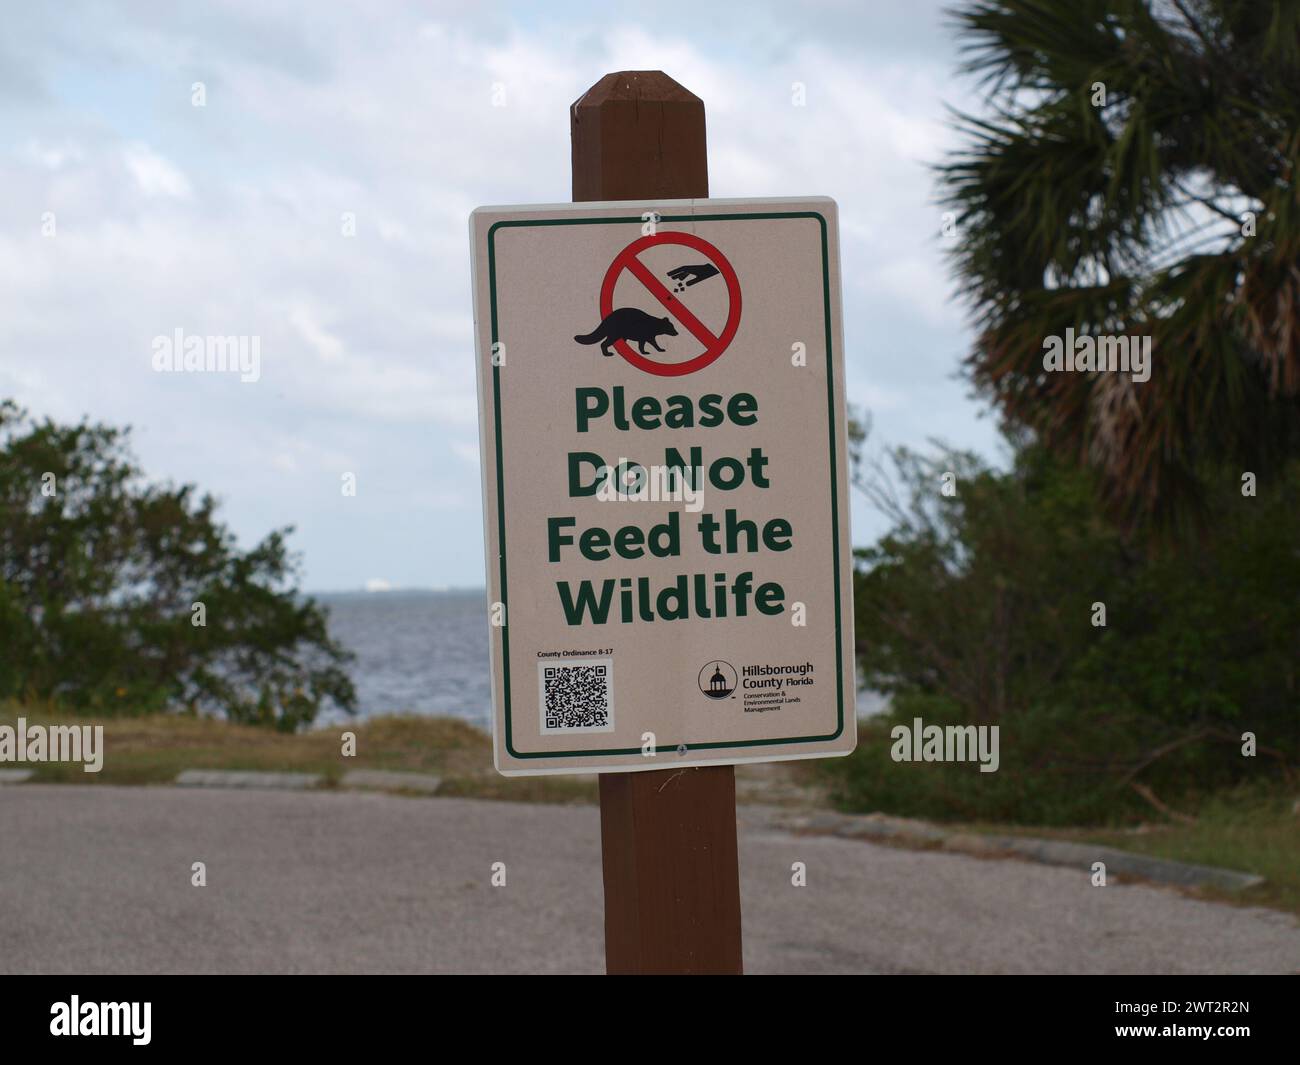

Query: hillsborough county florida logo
[[698, 661, 738, 700]]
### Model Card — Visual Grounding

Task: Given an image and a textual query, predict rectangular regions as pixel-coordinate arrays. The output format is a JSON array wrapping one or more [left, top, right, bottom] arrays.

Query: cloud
[[0, 0, 997, 589], [288, 305, 345, 364], [122, 143, 192, 199], [21, 139, 84, 169]]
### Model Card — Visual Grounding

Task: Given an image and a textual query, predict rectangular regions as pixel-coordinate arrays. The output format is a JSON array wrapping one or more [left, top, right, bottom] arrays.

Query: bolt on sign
[[469, 197, 855, 775]]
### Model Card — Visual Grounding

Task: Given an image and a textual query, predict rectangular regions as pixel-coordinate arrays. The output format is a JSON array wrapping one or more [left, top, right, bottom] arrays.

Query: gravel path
[[2, 785, 1296, 974]]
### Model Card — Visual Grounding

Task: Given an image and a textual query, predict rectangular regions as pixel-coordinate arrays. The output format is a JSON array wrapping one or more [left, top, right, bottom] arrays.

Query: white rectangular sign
[[469, 197, 855, 775]]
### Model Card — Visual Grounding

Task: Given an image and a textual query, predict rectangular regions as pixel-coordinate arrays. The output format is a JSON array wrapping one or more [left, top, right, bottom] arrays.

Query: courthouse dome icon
[[698, 661, 737, 700]]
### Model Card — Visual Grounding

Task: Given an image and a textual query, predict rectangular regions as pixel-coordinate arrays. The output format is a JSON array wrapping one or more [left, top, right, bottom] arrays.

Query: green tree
[[940, 0, 1300, 527], [0, 401, 355, 730], [839, 426, 1298, 824]]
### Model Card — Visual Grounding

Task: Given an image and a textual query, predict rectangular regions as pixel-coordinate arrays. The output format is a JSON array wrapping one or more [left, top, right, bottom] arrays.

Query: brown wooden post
[[570, 70, 744, 976]]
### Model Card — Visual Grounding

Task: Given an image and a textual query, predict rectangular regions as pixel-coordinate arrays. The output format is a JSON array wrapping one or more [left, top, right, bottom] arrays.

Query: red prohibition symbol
[[599, 231, 742, 376]]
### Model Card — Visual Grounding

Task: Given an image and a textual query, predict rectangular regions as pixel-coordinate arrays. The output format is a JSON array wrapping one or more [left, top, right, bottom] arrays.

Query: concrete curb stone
[[780, 810, 1265, 891]]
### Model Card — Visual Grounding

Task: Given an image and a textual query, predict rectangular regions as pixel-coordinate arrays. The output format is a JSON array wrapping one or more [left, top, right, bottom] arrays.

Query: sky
[[0, 0, 1002, 592]]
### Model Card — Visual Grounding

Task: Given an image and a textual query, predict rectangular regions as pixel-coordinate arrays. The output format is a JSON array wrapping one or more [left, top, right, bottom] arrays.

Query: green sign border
[[487, 210, 844, 760]]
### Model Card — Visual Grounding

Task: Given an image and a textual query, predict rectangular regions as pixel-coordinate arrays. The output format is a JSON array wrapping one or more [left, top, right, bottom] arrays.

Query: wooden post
[[570, 71, 744, 975]]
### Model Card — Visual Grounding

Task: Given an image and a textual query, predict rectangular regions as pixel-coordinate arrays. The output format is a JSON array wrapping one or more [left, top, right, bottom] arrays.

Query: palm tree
[[940, 0, 1300, 528]]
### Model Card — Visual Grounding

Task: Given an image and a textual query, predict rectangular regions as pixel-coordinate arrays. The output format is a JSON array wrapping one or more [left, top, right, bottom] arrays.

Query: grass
[[956, 785, 1300, 916], [814, 716, 1299, 915], [0, 702, 597, 805], [0, 701, 827, 808]]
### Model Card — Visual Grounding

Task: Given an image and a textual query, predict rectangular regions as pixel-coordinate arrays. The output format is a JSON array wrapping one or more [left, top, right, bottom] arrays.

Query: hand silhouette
[[666, 263, 720, 288]]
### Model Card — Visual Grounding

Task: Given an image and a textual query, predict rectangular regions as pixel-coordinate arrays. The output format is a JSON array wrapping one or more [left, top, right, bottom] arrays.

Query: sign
[[469, 197, 855, 775], [599, 231, 742, 375]]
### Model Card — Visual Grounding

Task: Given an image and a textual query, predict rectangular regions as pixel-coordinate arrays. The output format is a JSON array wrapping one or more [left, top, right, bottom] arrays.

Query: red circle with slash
[[599, 232, 742, 376]]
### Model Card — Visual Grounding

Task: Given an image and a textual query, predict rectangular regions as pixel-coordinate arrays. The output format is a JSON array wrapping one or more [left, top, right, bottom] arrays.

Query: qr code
[[539, 658, 614, 733]]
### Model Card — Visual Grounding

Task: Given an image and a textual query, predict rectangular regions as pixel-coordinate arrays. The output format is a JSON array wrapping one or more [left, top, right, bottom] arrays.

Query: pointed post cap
[[570, 71, 708, 202]]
